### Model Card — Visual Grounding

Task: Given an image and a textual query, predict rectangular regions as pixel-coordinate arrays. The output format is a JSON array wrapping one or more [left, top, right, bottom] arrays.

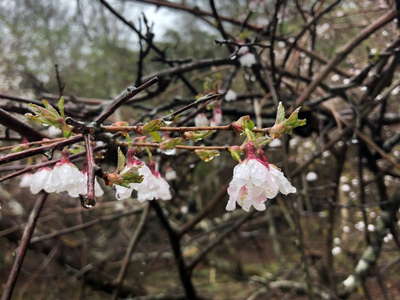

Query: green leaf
[[27, 103, 62, 129], [228, 146, 243, 162], [160, 137, 183, 150], [244, 128, 256, 142], [57, 97, 65, 118], [121, 166, 143, 184], [42, 100, 60, 119], [195, 149, 220, 162], [270, 104, 306, 138], [142, 119, 165, 133], [275, 102, 285, 123], [10, 144, 29, 153], [149, 131, 162, 142], [184, 130, 215, 141], [117, 147, 126, 173], [68, 145, 85, 155], [285, 107, 306, 128], [62, 123, 72, 138], [243, 118, 255, 131]]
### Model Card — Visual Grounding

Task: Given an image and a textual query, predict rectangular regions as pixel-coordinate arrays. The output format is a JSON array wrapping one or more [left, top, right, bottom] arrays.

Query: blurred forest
[[1, 0, 400, 299]]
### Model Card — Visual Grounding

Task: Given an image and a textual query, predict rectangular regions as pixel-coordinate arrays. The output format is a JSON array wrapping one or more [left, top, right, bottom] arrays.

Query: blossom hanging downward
[[21, 156, 103, 198], [114, 153, 172, 202], [226, 142, 296, 211]]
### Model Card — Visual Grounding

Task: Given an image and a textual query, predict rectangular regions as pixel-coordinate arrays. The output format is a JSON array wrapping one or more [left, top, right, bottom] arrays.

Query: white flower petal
[[30, 168, 51, 194], [226, 158, 296, 211], [115, 185, 133, 200], [19, 173, 32, 188], [117, 163, 172, 202], [270, 167, 296, 195], [94, 178, 104, 197], [225, 197, 237, 211]]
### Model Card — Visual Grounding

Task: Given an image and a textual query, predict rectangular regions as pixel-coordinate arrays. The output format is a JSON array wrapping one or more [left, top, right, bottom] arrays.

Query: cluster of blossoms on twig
[[9, 87, 305, 212], [19, 155, 103, 198], [112, 149, 172, 202]]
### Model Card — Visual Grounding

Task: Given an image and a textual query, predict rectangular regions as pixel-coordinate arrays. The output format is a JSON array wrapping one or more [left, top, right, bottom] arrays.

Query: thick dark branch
[[151, 201, 197, 299], [0, 108, 47, 141], [0, 93, 42, 106]]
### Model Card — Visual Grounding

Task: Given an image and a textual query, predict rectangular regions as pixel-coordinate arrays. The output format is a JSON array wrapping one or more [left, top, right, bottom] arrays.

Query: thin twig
[[83, 134, 96, 208], [0, 108, 47, 142], [0, 135, 83, 166], [103, 124, 270, 133], [95, 77, 159, 124], [1, 192, 48, 300], [112, 204, 150, 299], [294, 9, 396, 107]]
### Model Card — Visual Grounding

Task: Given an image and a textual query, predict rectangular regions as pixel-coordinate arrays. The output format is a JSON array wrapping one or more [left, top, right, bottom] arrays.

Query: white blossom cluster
[[226, 143, 296, 211], [20, 158, 103, 198], [114, 157, 172, 202], [19, 142, 298, 212]]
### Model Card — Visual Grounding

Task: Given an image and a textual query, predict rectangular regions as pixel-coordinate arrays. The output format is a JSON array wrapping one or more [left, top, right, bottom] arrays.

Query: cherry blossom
[[224, 90, 237, 102], [29, 167, 52, 194], [19, 173, 33, 188], [115, 156, 171, 202], [68, 172, 104, 198], [238, 47, 256, 67], [135, 167, 172, 202], [22, 156, 103, 198], [50, 158, 86, 194], [226, 142, 296, 211]]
